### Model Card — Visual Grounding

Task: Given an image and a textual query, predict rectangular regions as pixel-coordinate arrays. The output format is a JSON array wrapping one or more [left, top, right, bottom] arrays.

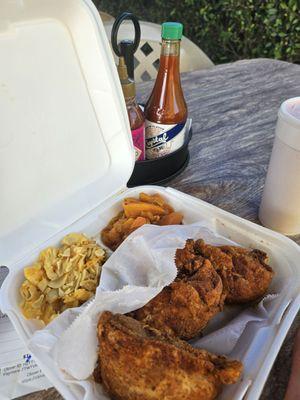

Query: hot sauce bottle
[[144, 22, 187, 160], [118, 57, 145, 161]]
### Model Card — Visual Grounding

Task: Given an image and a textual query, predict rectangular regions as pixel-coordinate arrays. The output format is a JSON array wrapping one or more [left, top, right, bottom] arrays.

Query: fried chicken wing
[[95, 312, 242, 400], [131, 257, 224, 340], [195, 239, 274, 303]]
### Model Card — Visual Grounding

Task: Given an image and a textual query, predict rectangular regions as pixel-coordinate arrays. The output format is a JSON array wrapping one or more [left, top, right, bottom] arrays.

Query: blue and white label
[[145, 120, 186, 159]]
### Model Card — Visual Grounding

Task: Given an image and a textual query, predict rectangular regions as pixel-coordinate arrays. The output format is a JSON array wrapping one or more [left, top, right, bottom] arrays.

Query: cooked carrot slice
[[158, 212, 183, 226], [162, 203, 174, 214], [130, 217, 148, 230], [123, 201, 166, 218], [139, 193, 165, 207], [123, 197, 140, 204]]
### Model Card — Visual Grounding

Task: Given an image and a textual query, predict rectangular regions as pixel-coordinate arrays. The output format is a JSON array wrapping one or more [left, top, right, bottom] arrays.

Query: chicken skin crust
[[194, 239, 274, 303], [95, 312, 242, 400], [131, 257, 224, 340]]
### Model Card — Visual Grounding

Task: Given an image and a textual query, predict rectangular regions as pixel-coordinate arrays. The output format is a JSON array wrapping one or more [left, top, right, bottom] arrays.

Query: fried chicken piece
[[131, 257, 224, 340], [195, 239, 274, 303], [175, 238, 206, 278], [95, 312, 242, 400]]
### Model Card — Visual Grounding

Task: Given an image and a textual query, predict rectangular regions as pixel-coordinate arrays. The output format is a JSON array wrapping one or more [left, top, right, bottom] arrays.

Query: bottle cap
[[161, 22, 183, 40], [117, 57, 136, 98]]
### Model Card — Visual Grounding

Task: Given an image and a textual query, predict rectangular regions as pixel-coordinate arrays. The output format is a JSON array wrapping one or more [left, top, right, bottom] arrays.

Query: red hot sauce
[[144, 22, 187, 160]]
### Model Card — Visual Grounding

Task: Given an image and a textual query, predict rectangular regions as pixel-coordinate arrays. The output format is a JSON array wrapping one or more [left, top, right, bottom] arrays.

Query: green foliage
[[96, 0, 300, 64]]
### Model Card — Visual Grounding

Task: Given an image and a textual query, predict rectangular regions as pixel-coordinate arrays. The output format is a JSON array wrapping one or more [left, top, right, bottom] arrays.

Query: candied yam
[[123, 197, 140, 204], [162, 203, 174, 214], [102, 218, 134, 250], [130, 217, 148, 230], [140, 212, 161, 224], [101, 193, 183, 250], [158, 212, 183, 226], [139, 193, 174, 213], [139, 192, 165, 207], [123, 201, 166, 218], [102, 212, 125, 234], [121, 217, 136, 231]]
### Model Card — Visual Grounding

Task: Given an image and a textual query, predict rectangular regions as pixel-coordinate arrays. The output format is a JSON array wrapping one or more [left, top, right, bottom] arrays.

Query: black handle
[[111, 12, 141, 80]]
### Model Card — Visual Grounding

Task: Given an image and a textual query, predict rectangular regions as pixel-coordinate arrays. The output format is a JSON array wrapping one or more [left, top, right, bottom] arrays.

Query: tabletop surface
[[18, 58, 300, 400]]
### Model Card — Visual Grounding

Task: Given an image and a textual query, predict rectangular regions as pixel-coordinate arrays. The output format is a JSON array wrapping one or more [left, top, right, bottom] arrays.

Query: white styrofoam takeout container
[[0, 1, 299, 400]]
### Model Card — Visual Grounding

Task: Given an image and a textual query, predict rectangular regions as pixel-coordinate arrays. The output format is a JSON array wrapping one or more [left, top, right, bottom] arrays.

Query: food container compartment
[[0, 1, 300, 400], [1, 186, 300, 400]]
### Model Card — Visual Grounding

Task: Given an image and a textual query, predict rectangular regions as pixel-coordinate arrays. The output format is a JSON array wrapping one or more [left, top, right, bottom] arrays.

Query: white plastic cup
[[259, 97, 300, 235]]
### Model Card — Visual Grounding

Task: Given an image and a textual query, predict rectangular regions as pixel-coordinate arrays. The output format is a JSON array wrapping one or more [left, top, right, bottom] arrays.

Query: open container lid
[[0, 0, 135, 267]]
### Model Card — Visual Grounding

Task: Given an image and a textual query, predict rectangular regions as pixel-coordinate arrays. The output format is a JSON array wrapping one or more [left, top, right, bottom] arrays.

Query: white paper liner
[[27, 223, 284, 400]]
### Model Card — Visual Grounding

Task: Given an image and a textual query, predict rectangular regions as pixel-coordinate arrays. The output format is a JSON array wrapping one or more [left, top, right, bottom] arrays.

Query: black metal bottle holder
[[127, 125, 192, 187], [112, 13, 192, 187]]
